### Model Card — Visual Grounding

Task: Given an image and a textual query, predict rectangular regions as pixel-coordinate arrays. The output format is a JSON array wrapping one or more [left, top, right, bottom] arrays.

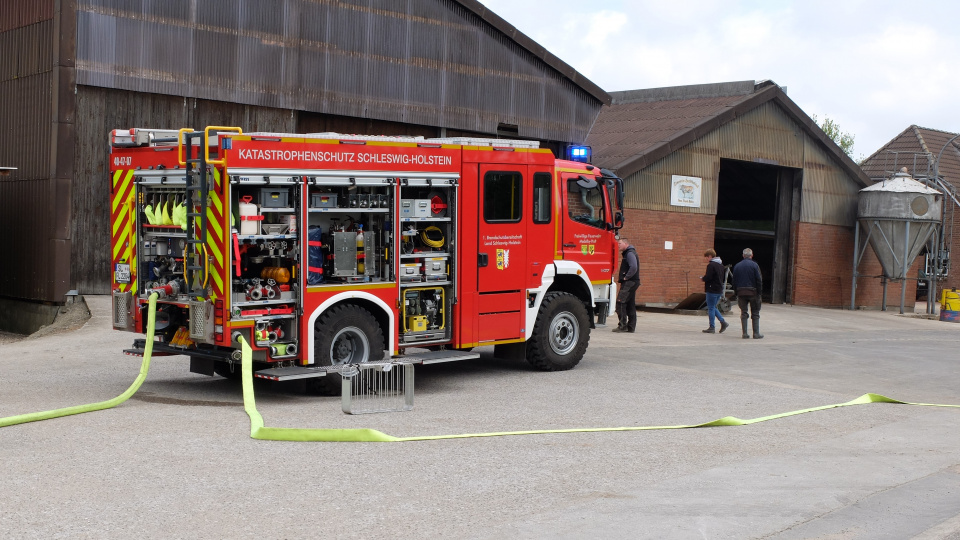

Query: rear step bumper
[[255, 350, 480, 382], [124, 339, 232, 361]]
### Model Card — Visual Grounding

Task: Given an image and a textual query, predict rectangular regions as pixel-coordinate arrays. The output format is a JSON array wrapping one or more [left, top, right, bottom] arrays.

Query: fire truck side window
[[483, 171, 522, 223], [567, 178, 606, 229], [532, 172, 551, 224]]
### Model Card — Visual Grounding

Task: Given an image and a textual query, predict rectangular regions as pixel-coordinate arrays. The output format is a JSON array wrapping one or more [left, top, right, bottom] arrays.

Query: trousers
[[616, 280, 639, 331], [705, 291, 726, 328], [738, 295, 762, 321]]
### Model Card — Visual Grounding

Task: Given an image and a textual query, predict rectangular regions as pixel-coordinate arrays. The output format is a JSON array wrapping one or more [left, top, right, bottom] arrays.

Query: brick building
[[860, 126, 960, 296], [586, 80, 909, 309]]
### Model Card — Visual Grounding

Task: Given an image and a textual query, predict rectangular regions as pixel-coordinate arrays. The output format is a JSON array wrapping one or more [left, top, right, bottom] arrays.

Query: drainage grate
[[341, 363, 414, 414]]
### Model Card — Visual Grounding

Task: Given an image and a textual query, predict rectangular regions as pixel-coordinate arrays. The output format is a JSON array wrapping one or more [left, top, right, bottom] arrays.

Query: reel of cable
[[420, 226, 444, 249]]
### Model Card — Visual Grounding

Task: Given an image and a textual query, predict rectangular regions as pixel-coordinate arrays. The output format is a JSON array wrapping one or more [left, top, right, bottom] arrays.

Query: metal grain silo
[[852, 169, 942, 312]]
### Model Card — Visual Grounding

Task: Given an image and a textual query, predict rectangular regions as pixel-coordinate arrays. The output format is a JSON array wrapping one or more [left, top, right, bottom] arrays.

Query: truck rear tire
[[526, 292, 590, 371], [306, 304, 385, 396]]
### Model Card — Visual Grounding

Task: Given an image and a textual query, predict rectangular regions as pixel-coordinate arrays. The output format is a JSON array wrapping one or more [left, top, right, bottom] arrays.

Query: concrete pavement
[[1, 296, 959, 539]]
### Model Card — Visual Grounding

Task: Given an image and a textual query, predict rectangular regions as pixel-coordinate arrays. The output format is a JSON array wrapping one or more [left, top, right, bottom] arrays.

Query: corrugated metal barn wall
[[0, 0, 72, 304], [799, 133, 860, 227], [620, 101, 859, 226], [74, 0, 600, 143], [72, 86, 301, 294]]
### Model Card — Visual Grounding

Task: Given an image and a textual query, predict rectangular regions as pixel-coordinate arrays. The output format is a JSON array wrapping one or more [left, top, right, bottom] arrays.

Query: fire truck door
[[476, 166, 528, 341], [560, 172, 614, 283]]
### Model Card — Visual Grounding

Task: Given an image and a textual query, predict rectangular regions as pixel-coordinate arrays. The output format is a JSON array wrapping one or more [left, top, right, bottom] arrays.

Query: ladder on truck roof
[[243, 131, 542, 148]]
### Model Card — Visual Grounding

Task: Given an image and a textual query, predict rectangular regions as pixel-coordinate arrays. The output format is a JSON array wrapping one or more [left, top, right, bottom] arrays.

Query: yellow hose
[[0, 294, 158, 428], [237, 335, 960, 442], [4, 295, 960, 443]]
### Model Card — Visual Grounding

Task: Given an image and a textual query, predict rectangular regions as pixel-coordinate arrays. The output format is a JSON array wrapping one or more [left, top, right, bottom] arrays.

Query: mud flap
[[493, 341, 526, 361], [190, 357, 215, 376]]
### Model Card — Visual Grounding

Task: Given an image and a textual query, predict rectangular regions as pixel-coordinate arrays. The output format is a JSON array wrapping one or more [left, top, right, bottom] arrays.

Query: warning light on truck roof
[[567, 145, 591, 163]]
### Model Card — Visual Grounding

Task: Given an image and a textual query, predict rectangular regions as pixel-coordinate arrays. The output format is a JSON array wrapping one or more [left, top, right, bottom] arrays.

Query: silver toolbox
[[400, 199, 431, 218], [400, 263, 422, 282], [423, 257, 446, 276]]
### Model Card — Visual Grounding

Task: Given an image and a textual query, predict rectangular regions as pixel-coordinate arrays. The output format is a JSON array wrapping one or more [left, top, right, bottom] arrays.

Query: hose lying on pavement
[[2, 292, 959, 442], [238, 333, 960, 442], [0, 293, 158, 428]]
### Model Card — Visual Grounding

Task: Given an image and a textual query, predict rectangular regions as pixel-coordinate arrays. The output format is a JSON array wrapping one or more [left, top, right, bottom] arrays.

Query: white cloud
[[477, 0, 960, 157]]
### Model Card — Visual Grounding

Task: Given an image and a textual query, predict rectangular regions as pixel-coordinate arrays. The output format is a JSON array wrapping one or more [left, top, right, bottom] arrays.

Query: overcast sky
[[476, 0, 960, 161]]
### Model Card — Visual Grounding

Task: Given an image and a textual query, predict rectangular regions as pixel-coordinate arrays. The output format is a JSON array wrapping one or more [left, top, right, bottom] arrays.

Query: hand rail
[[176, 128, 194, 166], [204, 126, 243, 166]]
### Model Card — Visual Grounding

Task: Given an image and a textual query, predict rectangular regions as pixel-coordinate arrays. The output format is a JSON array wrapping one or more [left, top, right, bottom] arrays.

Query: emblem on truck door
[[496, 249, 510, 270]]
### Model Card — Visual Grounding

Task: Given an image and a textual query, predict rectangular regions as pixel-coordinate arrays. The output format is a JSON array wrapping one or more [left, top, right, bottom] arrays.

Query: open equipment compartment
[[306, 176, 395, 284], [396, 177, 456, 345], [229, 174, 302, 359]]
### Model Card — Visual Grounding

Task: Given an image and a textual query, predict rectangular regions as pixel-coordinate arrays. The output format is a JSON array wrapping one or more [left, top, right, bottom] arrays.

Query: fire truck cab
[[109, 127, 624, 394]]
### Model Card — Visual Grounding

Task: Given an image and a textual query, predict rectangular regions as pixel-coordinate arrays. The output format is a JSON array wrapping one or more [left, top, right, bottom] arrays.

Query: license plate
[[115, 263, 131, 283]]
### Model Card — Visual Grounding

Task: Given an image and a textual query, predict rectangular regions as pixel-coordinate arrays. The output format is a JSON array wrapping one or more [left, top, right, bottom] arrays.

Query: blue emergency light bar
[[567, 145, 591, 163]]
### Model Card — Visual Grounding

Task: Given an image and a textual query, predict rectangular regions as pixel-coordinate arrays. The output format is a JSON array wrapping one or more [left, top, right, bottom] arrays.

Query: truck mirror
[[576, 175, 597, 190]]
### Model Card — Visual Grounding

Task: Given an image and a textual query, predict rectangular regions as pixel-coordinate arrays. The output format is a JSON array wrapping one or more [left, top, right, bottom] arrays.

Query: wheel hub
[[329, 326, 370, 365], [549, 312, 579, 355]]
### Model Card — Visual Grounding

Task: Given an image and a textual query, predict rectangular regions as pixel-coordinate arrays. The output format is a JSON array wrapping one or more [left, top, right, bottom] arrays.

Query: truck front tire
[[526, 292, 590, 371]]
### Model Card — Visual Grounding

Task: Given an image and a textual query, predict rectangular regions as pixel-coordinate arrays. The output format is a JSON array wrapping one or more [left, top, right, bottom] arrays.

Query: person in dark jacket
[[732, 247, 763, 339], [613, 238, 639, 333], [700, 249, 729, 334]]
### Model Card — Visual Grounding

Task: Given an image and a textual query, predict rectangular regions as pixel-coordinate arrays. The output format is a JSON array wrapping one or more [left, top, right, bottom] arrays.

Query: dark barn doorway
[[715, 159, 797, 303]]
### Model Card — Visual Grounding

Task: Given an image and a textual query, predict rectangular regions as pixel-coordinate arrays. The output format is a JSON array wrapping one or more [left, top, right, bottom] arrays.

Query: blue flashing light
[[567, 145, 591, 163]]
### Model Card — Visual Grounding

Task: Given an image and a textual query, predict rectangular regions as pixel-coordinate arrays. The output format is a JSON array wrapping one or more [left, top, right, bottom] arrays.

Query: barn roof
[[860, 126, 960, 191], [586, 80, 871, 185]]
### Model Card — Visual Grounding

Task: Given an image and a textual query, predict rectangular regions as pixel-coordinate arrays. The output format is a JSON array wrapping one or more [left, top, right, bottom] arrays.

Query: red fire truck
[[110, 127, 624, 394]]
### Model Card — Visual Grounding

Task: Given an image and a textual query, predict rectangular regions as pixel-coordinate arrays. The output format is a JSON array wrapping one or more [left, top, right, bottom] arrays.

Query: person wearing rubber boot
[[613, 238, 639, 333], [733, 248, 763, 339], [700, 249, 729, 334]]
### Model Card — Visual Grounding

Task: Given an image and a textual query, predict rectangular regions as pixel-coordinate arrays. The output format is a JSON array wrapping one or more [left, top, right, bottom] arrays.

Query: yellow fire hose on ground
[[0, 294, 159, 429], [2, 293, 960, 440]]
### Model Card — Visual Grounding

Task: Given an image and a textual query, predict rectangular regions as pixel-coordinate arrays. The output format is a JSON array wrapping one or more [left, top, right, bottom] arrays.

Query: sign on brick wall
[[671, 175, 702, 208]]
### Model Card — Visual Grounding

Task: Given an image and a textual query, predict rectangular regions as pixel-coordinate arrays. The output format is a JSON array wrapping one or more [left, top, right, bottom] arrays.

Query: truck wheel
[[306, 305, 385, 396], [526, 292, 590, 371]]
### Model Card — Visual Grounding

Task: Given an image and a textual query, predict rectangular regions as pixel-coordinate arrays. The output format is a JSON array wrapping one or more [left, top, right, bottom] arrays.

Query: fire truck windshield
[[567, 176, 608, 229]]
